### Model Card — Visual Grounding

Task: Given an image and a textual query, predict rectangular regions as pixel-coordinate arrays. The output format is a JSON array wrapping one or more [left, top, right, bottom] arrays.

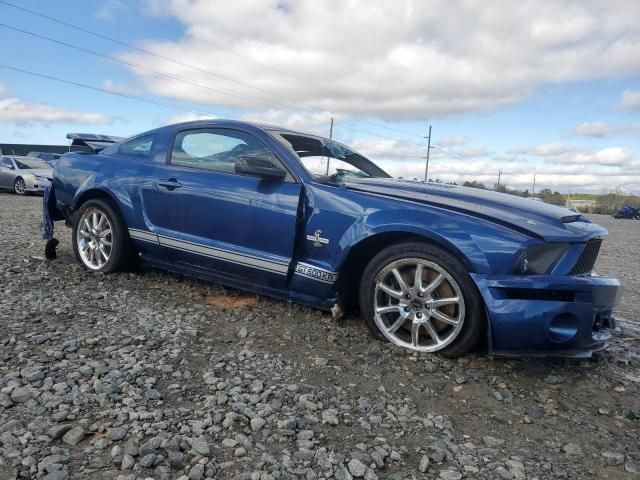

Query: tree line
[[461, 180, 566, 205], [460, 180, 639, 214]]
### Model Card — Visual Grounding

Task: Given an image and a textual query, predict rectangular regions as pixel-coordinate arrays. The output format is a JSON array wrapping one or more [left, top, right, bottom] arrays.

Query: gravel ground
[[1, 193, 639, 480]]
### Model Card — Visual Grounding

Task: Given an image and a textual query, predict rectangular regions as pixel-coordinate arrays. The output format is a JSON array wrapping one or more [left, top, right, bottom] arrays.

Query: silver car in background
[[0, 156, 53, 195]]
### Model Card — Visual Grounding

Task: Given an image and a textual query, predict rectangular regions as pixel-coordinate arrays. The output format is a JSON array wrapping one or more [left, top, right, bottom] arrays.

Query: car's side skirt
[[137, 252, 338, 311], [128, 228, 340, 288]]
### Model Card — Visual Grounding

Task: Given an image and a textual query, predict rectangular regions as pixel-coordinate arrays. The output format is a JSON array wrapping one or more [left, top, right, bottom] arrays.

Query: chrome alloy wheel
[[14, 178, 26, 195], [373, 258, 465, 352], [76, 208, 113, 270]]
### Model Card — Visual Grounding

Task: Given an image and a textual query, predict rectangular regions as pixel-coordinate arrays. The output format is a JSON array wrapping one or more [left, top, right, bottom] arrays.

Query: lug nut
[[405, 294, 412, 300], [417, 292, 424, 298], [404, 306, 410, 312], [416, 312, 423, 318]]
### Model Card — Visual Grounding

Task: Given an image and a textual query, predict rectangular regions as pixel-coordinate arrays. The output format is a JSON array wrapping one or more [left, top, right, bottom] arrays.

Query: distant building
[[1, 134, 122, 157], [0, 143, 74, 156], [566, 199, 596, 212]]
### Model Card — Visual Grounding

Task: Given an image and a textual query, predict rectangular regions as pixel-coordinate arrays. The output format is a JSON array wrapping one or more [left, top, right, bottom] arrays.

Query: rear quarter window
[[118, 135, 155, 158]]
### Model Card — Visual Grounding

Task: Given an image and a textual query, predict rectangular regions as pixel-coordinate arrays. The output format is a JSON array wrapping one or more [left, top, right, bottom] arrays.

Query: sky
[[0, 0, 639, 194]]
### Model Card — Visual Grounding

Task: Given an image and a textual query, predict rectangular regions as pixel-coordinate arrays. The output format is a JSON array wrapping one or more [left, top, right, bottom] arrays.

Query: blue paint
[[44, 120, 622, 357]]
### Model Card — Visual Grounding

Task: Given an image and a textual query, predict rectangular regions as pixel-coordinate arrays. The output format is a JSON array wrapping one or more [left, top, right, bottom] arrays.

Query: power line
[[0, 22, 428, 150], [431, 145, 467, 160], [0, 64, 223, 118], [0, 0, 425, 141], [0, 62, 431, 161], [0, 23, 312, 113], [0, 22, 426, 149]]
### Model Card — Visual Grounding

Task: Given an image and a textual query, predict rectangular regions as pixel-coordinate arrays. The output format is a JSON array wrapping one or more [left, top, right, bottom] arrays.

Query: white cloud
[[574, 121, 640, 137], [437, 136, 468, 147], [96, 0, 130, 20], [376, 156, 640, 193], [452, 146, 493, 158], [116, 0, 640, 120], [0, 85, 112, 125], [620, 89, 640, 111], [163, 112, 217, 125], [346, 136, 637, 192], [575, 121, 610, 137], [515, 141, 574, 157], [239, 109, 337, 135], [557, 147, 633, 166]]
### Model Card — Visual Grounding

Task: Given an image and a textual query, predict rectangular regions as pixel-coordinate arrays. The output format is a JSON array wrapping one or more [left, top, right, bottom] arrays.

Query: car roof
[[150, 119, 323, 139]]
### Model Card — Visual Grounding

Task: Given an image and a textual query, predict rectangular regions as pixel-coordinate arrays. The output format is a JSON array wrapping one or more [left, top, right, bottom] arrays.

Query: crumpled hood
[[21, 168, 53, 179], [343, 178, 606, 242]]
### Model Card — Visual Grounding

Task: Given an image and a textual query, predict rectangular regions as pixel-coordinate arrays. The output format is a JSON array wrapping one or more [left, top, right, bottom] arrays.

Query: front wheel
[[359, 242, 485, 357], [14, 177, 26, 195], [71, 199, 132, 273]]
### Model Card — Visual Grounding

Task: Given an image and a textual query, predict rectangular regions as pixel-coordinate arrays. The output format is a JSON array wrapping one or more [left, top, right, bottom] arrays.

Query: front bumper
[[471, 273, 622, 358], [24, 177, 51, 193]]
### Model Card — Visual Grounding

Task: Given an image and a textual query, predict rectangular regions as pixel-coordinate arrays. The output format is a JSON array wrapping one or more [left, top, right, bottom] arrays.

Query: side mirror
[[235, 154, 286, 180]]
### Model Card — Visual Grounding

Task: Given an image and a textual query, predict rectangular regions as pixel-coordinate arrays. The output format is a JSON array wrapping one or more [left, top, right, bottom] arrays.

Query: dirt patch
[[187, 290, 259, 309]]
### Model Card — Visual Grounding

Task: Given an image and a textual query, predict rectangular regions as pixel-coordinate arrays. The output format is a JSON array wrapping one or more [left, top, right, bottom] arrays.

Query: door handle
[[156, 178, 182, 190]]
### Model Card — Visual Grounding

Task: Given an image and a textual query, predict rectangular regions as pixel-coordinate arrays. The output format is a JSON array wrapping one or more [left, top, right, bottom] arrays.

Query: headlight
[[34, 176, 48, 182], [515, 243, 569, 274]]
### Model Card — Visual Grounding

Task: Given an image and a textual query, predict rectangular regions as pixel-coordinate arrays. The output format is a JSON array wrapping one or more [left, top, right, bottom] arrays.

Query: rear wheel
[[72, 199, 132, 273], [14, 177, 26, 195], [359, 242, 484, 357]]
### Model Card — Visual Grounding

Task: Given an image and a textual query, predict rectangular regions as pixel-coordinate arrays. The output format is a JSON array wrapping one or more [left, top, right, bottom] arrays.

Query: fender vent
[[570, 238, 602, 275]]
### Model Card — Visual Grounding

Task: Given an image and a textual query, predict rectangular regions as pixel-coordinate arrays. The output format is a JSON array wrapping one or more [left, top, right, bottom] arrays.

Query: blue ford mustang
[[42, 120, 622, 357]]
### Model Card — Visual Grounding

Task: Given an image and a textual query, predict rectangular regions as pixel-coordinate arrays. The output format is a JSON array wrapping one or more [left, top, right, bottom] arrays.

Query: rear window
[[118, 135, 155, 158]]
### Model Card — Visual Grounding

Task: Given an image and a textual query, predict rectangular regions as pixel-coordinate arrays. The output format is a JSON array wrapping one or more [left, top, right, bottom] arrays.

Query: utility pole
[[497, 170, 502, 189], [532, 173, 536, 195], [325, 117, 334, 176], [423, 124, 433, 182]]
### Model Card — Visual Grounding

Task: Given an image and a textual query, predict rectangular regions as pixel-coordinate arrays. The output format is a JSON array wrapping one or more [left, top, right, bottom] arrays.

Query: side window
[[1, 157, 13, 168], [170, 128, 273, 175], [118, 135, 155, 158]]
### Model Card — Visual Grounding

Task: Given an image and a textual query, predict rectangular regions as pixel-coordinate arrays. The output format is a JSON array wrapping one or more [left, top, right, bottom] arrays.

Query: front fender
[[335, 206, 533, 275]]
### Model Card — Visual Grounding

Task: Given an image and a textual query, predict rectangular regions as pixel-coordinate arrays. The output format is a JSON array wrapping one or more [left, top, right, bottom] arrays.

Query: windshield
[[270, 131, 389, 182], [15, 157, 50, 169]]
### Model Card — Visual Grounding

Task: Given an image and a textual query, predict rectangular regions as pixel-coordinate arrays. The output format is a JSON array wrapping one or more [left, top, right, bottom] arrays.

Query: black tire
[[71, 198, 132, 273], [358, 241, 485, 357], [13, 177, 26, 195]]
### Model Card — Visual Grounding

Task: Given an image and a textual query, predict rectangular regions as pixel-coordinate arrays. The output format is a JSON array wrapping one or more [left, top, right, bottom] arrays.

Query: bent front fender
[[335, 207, 533, 275]]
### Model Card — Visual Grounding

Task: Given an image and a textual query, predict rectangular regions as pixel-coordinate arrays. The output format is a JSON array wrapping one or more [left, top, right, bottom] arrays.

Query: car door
[[0, 157, 16, 188], [140, 127, 302, 288]]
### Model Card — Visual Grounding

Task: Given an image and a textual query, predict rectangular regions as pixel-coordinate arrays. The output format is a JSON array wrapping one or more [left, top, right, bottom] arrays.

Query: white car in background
[[0, 155, 53, 195]]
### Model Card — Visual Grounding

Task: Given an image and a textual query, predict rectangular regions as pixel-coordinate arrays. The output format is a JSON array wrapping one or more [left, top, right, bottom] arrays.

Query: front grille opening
[[570, 238, 602, 275], [500, 288, 575, 302]]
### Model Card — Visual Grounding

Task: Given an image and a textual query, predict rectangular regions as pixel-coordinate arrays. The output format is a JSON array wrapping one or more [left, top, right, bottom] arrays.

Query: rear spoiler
[[66, 133, 125, 153]]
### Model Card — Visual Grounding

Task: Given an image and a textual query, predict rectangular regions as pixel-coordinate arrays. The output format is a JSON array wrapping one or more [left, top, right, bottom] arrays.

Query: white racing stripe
[[128, 228, 159, 244], [128, 228, 338, 283], [157, 235, 288, 275]]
